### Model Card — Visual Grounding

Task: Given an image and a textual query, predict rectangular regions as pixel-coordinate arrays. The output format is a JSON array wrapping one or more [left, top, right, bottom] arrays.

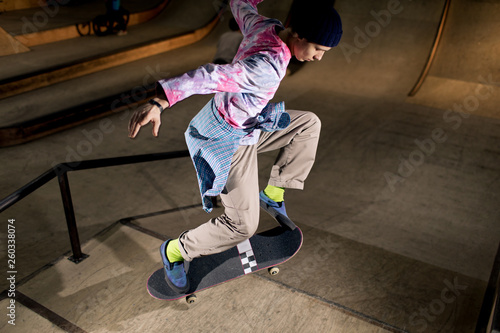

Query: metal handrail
[[0, 150, 190, 262]]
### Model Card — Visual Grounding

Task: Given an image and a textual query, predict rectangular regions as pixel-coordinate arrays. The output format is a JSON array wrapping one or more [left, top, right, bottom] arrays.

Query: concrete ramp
[[4, 223, 394, 333], [0, 0, 497, 331], [329, 0, 446, 98], [407, 0, 500, 119], [0, 26, 30, 56]]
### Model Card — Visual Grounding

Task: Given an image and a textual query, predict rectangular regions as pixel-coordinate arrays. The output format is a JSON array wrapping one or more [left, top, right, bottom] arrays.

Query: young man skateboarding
[[128, 0, 342, 293]]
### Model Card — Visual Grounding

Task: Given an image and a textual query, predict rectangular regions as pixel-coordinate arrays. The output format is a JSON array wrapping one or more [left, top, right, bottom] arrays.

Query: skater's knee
[[307, 112, 321, 132], [237, 219, 258, 238], [298, 112, 321, 137], [219, 212, 259, 239], [231, 213, 259, 238]]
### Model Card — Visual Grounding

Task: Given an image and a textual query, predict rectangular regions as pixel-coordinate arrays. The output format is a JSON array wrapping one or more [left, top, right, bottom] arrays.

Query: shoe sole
[[259, 200, 296, 230]]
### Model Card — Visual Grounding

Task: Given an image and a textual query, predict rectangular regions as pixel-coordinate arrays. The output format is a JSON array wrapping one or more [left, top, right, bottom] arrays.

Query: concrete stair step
[[10, 222, 396, 333]]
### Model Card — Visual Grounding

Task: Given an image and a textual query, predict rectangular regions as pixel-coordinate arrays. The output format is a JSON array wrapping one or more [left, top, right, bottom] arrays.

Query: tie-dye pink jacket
[[158, 0, 291, 130]]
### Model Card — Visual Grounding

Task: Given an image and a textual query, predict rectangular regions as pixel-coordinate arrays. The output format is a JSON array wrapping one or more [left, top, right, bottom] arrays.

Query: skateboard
[[147, 225, 303, 303]]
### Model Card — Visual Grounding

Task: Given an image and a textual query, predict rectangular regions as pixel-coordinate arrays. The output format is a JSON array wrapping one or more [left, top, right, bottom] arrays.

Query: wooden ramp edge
[[0, 15, 220, 101], [0, 13, 221, 147], [0, 0, 43, 12], [13, 0, 171, 47], [0, 26, 30, 57], [0, 88, 155, 147]]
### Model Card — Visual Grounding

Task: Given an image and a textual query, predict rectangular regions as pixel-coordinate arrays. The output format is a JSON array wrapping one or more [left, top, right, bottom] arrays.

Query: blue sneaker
[[159, 240, 190, 294], [259, 191, 296, 230]]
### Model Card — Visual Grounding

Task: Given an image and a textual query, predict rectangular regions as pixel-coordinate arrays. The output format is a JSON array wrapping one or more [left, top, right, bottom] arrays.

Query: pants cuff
[[268, 179, 304, 190], [178, 231, 192, 262]]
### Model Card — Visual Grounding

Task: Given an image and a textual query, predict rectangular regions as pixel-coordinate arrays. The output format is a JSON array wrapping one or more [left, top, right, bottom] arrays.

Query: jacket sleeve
[[158, 54, 279, 107], [230, 0, 265, 36]]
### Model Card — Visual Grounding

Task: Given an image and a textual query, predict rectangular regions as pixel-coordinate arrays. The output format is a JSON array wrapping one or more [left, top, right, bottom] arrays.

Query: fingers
[[130, 115, 152, 138], [128, 105, 162, 138], [128, 113, 143, 138], [128, 118, 137, 139], [128, 107, 146, 138], [129, 122, 142, 139], [128, 107, 143, 138], [152, 118, 161, 137]]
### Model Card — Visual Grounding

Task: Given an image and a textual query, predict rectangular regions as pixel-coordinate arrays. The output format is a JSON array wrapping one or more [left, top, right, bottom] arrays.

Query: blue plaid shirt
[[186, 98, 290, 212]]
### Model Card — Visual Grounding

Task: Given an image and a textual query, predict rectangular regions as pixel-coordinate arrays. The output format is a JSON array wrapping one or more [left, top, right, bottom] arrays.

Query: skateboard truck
[[183, 266, 281, 304]]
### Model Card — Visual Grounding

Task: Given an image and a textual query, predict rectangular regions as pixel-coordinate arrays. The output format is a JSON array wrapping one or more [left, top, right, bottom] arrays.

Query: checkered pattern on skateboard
[[237, 239, 258, 274]]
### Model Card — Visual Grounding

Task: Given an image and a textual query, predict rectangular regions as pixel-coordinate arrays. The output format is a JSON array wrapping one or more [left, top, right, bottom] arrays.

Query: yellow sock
[[166, 239, 183, 263], [264, 185, 285, 202]]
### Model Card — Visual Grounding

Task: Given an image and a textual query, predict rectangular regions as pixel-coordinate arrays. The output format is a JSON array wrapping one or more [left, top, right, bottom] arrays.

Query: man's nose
[[314, 51, 324, 61]]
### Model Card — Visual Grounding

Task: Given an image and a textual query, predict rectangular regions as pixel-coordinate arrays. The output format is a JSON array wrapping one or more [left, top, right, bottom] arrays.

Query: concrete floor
[[0, 0, 499, 332]]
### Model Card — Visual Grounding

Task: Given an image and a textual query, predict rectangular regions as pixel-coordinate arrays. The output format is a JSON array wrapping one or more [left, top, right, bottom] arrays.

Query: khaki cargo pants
[[178, 110, 321, 261]]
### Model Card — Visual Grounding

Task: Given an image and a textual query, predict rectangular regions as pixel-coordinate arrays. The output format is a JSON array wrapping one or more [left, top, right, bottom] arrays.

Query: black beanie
[[290, 1, 343, 47]]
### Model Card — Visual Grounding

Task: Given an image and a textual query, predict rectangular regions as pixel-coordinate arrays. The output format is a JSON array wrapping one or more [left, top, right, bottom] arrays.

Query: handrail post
[[57, 171, 88, 263]]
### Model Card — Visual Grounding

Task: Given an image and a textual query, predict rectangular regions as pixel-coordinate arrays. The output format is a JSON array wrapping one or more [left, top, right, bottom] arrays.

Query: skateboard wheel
[[268, 267, 280, 276], [186, 294, 197, 304]]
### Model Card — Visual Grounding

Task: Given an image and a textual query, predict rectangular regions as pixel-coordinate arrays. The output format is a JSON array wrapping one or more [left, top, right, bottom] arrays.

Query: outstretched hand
[[128, 98, 169, 138]]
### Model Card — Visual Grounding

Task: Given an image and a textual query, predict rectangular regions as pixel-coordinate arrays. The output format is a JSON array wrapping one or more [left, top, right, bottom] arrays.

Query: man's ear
[[291, 31, 307, 44]]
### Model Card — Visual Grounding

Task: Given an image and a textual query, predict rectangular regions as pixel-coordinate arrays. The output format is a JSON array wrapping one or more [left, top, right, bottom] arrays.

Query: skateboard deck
[[147, 226, 302, 302]]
